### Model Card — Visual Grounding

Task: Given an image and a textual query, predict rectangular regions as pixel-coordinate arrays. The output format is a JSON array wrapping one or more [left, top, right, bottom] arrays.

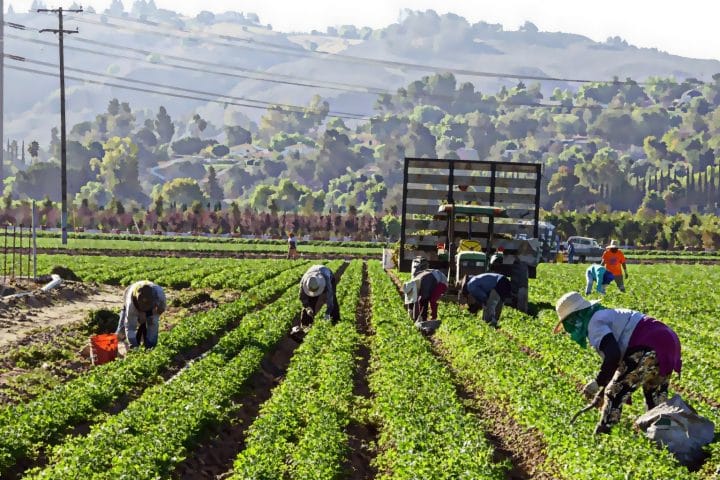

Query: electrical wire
[[5, 62, 374, 121], [4, 54, 373, 118], [8, 25, 674, 111], [6, 32, 384, 95], [77, 10, 650, 85]]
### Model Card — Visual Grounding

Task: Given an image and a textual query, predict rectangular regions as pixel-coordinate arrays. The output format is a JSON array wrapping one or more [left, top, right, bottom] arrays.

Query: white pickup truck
[[564, 236, 604, 263]]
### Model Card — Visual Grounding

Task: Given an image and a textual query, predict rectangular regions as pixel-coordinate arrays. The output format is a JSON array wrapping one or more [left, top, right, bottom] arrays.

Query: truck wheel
[[516, 287, 528, 313], [580, 256, 586, 263]]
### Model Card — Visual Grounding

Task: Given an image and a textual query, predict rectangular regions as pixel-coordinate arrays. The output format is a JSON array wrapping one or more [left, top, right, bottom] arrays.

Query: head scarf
[[561, 302, 604, 348]]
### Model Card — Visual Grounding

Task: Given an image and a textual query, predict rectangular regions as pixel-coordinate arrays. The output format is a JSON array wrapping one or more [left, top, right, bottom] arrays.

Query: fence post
[[32, 202, 37, 281], [2, 225, 6, 283], [27, 223, 31, 280], [19, 224, 23, 279], [11, 226, 16, 280]]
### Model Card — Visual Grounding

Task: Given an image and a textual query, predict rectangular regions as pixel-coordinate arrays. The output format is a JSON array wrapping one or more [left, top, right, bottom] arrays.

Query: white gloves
[[582, 380, 600, 401]]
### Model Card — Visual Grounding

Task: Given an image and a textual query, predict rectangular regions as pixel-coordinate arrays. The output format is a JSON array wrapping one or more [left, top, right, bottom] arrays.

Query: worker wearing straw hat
[[116, 280, 166, 350], [554, 292, 681, 434], [291, 265, 340, 340], [601, 240, 628, 292]]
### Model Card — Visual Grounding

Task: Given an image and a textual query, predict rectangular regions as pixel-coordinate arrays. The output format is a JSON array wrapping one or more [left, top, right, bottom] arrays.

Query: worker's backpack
[[411, 256, 429, 277]]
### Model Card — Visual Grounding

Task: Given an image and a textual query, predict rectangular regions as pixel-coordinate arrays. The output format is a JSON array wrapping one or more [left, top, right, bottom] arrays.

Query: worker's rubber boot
[[290, 325, 306, 343], [415, 320, 441, 336]]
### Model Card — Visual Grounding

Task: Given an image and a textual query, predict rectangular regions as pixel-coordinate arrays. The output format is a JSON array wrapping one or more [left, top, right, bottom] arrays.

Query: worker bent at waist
[[297, 265, 340, 329], [459, 273, 513, 328], [116, 280, 166, 349], [555, 291, 681, 434], [403, 269, 448, 323]]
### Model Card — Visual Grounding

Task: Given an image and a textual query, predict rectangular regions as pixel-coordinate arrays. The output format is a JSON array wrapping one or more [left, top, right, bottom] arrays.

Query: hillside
[[4, 4, 719, 145]]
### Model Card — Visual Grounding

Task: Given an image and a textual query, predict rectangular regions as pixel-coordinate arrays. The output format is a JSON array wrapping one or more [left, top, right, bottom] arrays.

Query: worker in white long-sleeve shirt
[[116, 280, 166, 349]]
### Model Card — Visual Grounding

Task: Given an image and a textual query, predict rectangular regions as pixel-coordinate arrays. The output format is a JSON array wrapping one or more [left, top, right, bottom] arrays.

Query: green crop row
[[35, 255, 306, 291], [22, 235, 382, 255], [0, 262, 311, 476], [10, 230, 380, 249], [411, 261, 718, 479], [35, 255, 230, 285], [27, 260, 344, 480], [433, 300, 695, 479], [367, 261, 505, 479], [526, 263, 720, 477], [231, 260, 363, 479], [195, 260, 310, 290]]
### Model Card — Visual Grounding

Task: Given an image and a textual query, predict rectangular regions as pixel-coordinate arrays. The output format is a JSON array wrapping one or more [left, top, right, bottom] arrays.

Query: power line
[[6, 31, 385, 96], [5, 51, 665, 118], [61, 16, 393, 94], [8, 28, 669, 111], [5, 20, 388, 95], [4, 54, 372, 119], [78, 10, 650, 85], [5, 62, 374, 121]]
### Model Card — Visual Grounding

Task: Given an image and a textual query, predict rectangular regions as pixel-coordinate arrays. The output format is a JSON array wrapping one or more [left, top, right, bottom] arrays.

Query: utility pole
[[1, 0, 5, 190], [38, 6, 82, 245]]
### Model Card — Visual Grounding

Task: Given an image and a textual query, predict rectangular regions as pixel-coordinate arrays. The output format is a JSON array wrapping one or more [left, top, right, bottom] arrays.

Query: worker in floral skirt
[[554, 292, 682, 434]]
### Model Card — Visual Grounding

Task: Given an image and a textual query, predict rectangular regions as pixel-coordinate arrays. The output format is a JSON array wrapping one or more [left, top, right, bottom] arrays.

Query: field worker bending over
[[403, 268, 448, 335], [291, 265, 340, 339], [554, 292, 682, 434], [585, 264, 615, 295], [601, 240, 628, 292], [459, 273, 513, 328], [116, 280, 166, 349]]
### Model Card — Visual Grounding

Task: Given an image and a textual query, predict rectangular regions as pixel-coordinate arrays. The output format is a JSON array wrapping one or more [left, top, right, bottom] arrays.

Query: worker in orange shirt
[[601, 240, 628, 292]]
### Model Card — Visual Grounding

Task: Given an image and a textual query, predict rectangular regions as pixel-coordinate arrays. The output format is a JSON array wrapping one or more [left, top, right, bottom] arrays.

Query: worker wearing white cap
[[292, 265, 339, 339]]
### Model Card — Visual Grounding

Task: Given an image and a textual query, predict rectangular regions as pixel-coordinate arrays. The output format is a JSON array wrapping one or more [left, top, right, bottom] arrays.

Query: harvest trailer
[[399, 158, 543, 311]]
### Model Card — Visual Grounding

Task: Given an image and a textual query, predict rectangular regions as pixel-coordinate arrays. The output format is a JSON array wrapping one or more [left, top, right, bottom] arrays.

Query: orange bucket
[[90, 334, 119, 365]]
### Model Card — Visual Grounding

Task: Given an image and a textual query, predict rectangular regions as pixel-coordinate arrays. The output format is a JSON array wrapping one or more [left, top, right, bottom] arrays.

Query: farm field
[[0, 233, 383, 256], [0, 257, 717, 479]]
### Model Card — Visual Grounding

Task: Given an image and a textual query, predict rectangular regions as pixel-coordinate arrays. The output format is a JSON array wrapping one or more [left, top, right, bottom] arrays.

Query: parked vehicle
[[564, 236, 604, 263]]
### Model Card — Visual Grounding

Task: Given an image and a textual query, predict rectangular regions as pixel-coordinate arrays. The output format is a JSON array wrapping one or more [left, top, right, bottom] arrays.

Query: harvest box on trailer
[[399, 158, 543, 311]]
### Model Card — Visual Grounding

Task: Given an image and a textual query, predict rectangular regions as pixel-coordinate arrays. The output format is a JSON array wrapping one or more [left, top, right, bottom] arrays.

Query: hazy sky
[[5, 0, 720, 61]]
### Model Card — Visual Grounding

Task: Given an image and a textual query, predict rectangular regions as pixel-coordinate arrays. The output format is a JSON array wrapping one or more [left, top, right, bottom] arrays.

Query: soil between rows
[[344, 262, 378, 480], [0, 267, 305, 479], [171, 261, 350, 478], [385, 269, 548, 479]]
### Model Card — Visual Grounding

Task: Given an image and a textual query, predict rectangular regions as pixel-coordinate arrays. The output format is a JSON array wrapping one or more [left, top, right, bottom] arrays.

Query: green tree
[[155, 106, 175, 144], [74, 181, 112, 208], [28, 141, 40, 163], [160, 178, 206, 206], [205, 166, 223, 203], [90, 137, 145, 202]]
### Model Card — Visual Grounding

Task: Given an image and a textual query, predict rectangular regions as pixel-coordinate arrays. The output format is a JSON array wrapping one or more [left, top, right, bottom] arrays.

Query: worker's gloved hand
[[625, 272, 629, 279], [582, 380, 600, 401]]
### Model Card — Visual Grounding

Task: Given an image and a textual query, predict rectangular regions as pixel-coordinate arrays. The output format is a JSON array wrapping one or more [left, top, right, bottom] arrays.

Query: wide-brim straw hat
[[302, 273, 326, 297], [606, 239, 619, 249], [553, 291, 594, 334]]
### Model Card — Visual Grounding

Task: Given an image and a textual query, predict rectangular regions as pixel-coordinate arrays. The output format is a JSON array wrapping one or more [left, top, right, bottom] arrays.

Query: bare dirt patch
[[0, 282, 123, 348]]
